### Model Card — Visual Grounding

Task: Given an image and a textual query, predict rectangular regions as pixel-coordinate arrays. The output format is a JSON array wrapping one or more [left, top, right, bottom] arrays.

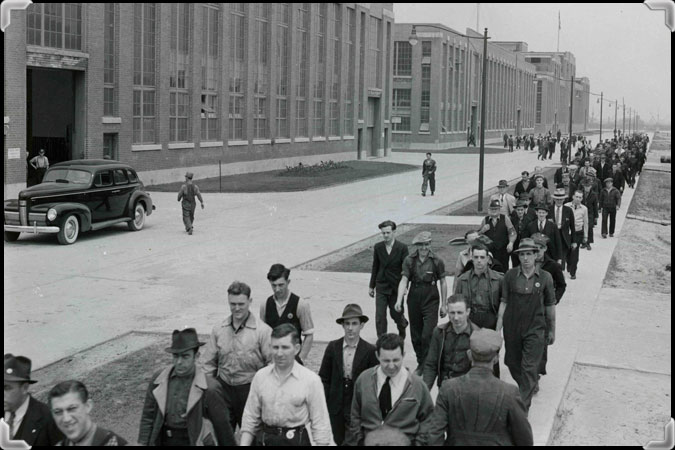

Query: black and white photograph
[[3, 2, 671, 446]]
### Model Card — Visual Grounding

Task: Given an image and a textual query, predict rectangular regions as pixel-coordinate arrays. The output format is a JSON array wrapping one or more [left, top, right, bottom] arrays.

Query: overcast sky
[[394, 3, 672, 124]]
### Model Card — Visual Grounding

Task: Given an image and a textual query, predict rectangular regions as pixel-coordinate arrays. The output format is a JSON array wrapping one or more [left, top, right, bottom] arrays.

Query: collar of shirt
[[470, 270, 488, 281], [448, 320, 474, 336], [343, 337, 359, 350], [4, 395, 30, 428], [411, 249, 436, 260], [517, 264, 540, 279], [273, 290, 293, 309], [376, 366, 408, 395], [224, 311, 258, 331], [70, 423, 98, 446], [272, 361, 301, 384], [170, 364, 196, 380]]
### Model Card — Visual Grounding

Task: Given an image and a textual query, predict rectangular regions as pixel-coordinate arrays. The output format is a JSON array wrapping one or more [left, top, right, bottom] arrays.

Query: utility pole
[[622, 97, 626, 133], [477, 27, 488, 212], [614, 100, 618, 136], [568, 75, 574, 164], [599, 91, 603, 142]]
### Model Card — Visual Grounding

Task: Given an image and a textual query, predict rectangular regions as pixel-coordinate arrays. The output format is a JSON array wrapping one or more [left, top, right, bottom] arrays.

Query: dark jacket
[[13, 396, 64, 446], [554, 167, 570, 185], [425, 366, 533, 446], [423, 321, 479, 389], [369, 240, 409, 294], [548, 204, 575, 250], [612, 169, 625, 192], [318, 337, 379, 416], [453, 268, 503, 328], [513, 180, 532, 199], [524, 219, 562, 261], [593, 161, 613, 181], [539, 256, 567, 304], [138, 366, 236, 446], [599, 187, 622, 210], [582, 188, 599, 220]]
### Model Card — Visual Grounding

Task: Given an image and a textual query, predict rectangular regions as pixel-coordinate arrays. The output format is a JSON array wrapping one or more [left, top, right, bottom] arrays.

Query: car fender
[[50, 203, 93, 232], [127, 191, 154, 217]]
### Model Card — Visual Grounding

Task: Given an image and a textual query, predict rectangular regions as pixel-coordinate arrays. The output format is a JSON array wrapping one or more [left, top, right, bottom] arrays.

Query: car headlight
[[47, 208, 57, 221]]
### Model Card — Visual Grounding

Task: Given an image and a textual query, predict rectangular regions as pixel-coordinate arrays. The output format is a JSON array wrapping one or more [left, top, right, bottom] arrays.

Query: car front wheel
[[128, 203, 146, 231], [57, 214, 80, 245], [4, 231, 20, 242]]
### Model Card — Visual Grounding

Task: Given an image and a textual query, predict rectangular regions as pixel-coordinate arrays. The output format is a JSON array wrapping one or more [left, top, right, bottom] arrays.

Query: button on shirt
[[259, 292, 315, 336], [199, 313, 272, 386], [376, 366, 408, 407], [4, 395, 29, 438], [165, 367, 195, 429], [343, 339, 359, 380], [240, 362, 335, 446]]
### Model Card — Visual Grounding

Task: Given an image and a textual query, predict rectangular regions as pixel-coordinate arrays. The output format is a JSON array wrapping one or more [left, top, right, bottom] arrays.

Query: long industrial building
[[4, 3, 395, 198]]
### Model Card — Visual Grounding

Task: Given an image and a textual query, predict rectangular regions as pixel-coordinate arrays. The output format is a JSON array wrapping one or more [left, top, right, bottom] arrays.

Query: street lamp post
[[408, 24, 490, 211], [568, 75, 574, 164], [599, 91, 603, 142], [622, 98, 626, 134], [614, 100, 618, 136]]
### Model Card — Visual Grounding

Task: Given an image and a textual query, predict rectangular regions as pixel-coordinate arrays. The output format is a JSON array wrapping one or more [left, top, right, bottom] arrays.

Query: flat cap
[[515, 199, 528, 208], [412, 231, 432, 244], [185, 171, 194, 179], [568, 164, 578, 170], [604, 177, 614, 183], [498, 179, 509, 187], [474, 234, 493, 247], [530, 232, 549, 247], [533, 174, 545, 182], [469, 329, 503, 362]]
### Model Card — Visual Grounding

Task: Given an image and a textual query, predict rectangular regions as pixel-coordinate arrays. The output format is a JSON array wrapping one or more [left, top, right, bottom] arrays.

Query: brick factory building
[[4, 3, 395, 199]]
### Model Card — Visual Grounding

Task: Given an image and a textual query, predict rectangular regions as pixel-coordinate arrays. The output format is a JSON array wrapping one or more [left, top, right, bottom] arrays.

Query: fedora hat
[[552, 188, 568, 199], [4, 354, 38, 384], [513, 238, 539, 253], [533, 203, 550, 212], [336, 304, 369, 324], [497, 180, 509, 188], [165, 328, 205, 354]]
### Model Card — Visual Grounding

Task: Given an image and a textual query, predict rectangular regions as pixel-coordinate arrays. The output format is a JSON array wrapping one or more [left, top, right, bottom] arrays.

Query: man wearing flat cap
[[489, 180, 516, 217], [496, 239, 556, 410], [599, 177, 621, 238], [319, 304, 379, 445], [479, 199, 517, 271], [139, 328, 236, 446], [425, 329, 533, 446], [177, 172, 204, 235], [395, 231, 448, 373], [3, 354, 63, 446], [509, 198, 532, 268]]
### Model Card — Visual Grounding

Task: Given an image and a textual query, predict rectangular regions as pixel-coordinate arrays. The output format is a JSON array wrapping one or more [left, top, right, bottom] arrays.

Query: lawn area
[[627, 170, 671, 222], [32, 335, 329, 445], [147, 160, 419, 193], [393, 146, 509, 154], [323, 224, 476, 276]]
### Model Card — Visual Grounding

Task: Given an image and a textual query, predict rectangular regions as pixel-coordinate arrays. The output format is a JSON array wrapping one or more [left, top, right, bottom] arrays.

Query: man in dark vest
[[318, 304, 379, 445], [369, 220, 409, 339], [478, 199, 517, 271], [4, 354, 64, 446], [261, 264, 314, 364]]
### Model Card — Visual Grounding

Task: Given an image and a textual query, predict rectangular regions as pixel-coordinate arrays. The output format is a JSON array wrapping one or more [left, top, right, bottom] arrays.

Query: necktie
[[556, 207, 561, 228], [8, 411, 16, 438], [539, 221, 544, 232], [379, 377, 392, 419]]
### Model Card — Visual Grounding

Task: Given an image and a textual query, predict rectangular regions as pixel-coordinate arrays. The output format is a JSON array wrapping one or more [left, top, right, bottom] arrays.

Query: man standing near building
[[29, 149, 49, 184], [200, 281, 272, 433], [422, 294, 478, 390], [346, 334, 434, 446], [3, 354, 63, 446], [261, 264, 314, 363], [139, 328, 236, 446], [489, 180, 516, 217], [369, 220, 409, 339], [599, 177, 621, 238], [240, 324, 334, 446], [318, 304, 379, 445], [496, 239, 556, 410], [549, 188, 575, 271], [395, 232, 448, 374], [503, 132, 509, 148], [421, 153, 437, 197], [49, 380, 127, 446], [177, 172, 204, 235], [565, 190, 589, 279], [508, 135, 514, 153], [478, 199, 517, 271], [425, 329, 533, 446]]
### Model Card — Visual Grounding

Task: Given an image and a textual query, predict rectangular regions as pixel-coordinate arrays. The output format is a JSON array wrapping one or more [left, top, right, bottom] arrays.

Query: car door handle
[[112, 189, 121, 194]]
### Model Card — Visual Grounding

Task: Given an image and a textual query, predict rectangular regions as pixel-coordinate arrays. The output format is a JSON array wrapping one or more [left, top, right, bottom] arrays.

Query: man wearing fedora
[[425, 329, 533, 446], [489, 180, 516, 217], [318, 304, 379, 445], [138, 328, 236, 446], [4, 354, 63, 446], [478, 199, 517, 271], [548, 189, 575, 271], [177, 172, 204, 235], [524, 203, 562, 264], [496, 239, 556, 410], [395, 231, 448, 374]]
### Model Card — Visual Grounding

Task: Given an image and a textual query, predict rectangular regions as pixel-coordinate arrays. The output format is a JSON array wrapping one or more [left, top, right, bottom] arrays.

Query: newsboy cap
[[412, 231, 432, 244], [469, 329, 503, 362], [530, 232, 549, 248], [185, 172, 194, 179], [604, 177, 614, 183]]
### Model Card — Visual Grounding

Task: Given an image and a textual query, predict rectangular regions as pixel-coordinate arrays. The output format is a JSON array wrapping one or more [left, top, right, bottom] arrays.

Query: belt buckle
[[286, 429, 295, 440]]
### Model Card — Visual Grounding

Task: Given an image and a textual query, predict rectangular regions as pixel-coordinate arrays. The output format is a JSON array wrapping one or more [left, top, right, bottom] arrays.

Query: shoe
[[602, 234, 607, 239], [570, 273, 576, 279], [431, 192, 434, 196], [586, 244, 592, 250], [188, 228, 193, 235], [422, 193, 426, 197], [610, 234, 614, 238]]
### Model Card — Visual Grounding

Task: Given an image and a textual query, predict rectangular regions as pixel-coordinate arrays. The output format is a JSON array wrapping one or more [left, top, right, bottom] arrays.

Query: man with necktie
[[489, 180, 516, 217], [564, 191, 589, 279], [548, 189, 575, 271]]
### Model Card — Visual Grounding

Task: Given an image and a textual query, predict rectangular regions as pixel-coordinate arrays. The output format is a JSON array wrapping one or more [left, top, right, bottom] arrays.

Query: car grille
[[4, 211, 46, 227]]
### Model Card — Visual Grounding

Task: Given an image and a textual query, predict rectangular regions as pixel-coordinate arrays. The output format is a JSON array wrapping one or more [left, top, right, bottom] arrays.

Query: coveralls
[[177, 183, 203, 232], [502, 265, 556, 410], [402, 250, 447, 366]]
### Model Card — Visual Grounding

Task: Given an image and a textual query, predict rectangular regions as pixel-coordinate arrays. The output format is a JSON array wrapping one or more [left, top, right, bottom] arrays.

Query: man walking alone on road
[[177, 172, 204, 235], [421, 153, 437, 196]]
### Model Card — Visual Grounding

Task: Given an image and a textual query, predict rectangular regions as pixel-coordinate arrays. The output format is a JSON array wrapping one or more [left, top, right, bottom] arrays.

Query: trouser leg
[[386, 292, 407, 336], [587, 220, 595, 243], [375, 291, 390, 337], [182, 207, 193, 231], [519, 331, 546, 410], [190, 207, 196, 228], [429, 174, 435, 193], [609, 210, 617, 234], [422, 175, 429, 194], [207, 376, 251, 431], [418, 297, 440, 366], [330, 413, 345, 446], [601, 209, 609, 235], [407, 294, 424, 365]]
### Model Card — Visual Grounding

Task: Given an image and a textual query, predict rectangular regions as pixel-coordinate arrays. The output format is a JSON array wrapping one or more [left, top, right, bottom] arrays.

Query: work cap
[[185, 172, 194, 179], [412, 231, 432, 245], [469, 329, 503, 362], [604, 177, 614, 183], [515, 199, 528, 208], [530, 232, 549, 248], [498, 180, 509, 188]]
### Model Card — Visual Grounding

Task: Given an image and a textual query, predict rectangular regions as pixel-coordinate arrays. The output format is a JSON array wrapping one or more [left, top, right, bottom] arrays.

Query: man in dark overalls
[[261, 264, 314, 365], [177, 172, 204, 235], [395, 231, 448, 374], [496, 238, 556, 410]]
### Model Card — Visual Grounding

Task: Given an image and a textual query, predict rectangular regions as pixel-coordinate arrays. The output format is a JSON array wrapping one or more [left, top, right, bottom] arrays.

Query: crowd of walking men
[[5, 132, 649, 446]]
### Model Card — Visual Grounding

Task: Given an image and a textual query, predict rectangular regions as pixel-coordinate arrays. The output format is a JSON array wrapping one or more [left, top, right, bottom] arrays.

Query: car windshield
[[42, 169, 92, 185]]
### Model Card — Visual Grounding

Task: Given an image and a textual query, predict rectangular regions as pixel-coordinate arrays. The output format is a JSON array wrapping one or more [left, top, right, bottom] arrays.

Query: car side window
[[113, 169, 129, 185], [94, 170, 113, 187], [127, 170, 139, 183]]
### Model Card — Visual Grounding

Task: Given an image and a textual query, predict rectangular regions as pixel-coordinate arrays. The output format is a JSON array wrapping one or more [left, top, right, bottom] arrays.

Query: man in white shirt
[[564, 190, 589, 279], [489, 180, 517, 217], [240, 323, 334, 446]]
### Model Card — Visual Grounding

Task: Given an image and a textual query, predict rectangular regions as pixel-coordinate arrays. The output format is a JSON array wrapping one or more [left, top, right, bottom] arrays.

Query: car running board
[[90, 217, 132, 231]]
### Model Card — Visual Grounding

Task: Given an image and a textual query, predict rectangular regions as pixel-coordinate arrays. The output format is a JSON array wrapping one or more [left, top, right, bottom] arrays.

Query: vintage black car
[[4, 160, 155, 244]]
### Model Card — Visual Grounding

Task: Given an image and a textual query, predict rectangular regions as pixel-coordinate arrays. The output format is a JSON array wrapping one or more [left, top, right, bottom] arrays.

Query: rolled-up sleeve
[[297, 300, 315, 336], [307, 376, 336, 445]]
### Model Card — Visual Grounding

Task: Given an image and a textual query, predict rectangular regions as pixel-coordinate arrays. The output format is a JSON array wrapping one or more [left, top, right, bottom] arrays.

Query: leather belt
[[262, 423, 306, 439]]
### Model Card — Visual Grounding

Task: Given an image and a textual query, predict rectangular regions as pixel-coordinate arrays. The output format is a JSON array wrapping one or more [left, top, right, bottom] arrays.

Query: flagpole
[[557, 11, 561, 52]]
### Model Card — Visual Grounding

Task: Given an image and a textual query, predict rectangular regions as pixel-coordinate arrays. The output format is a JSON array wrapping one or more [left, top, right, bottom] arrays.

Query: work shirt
[[422, 159, 437, 175], [530, 186, 552, 206], [502, 266, 556, 335], [565, 201, 589, 238], [4, 395, 29, 438], [343, 339, 359, 380], [423, 322, 475, 389], [164, 367, 195, 429], [199, 313, 272, 386], [402, 250, 447, 285], [260, 291, 315, 336], [376, 366, 409, 406], [240, 362, 334, 445], [469, 271, 492, 312]]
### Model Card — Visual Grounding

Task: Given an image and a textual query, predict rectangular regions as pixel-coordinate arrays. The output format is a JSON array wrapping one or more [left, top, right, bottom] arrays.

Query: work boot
[[422, 193, 426, 197], [431, 192, 434, 196], [586, 244, 592, 250], [188, 228, 193, 235], [610, 234, 614, 237], [602, 234, 607, 239], [570, 273, 576, 280]]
